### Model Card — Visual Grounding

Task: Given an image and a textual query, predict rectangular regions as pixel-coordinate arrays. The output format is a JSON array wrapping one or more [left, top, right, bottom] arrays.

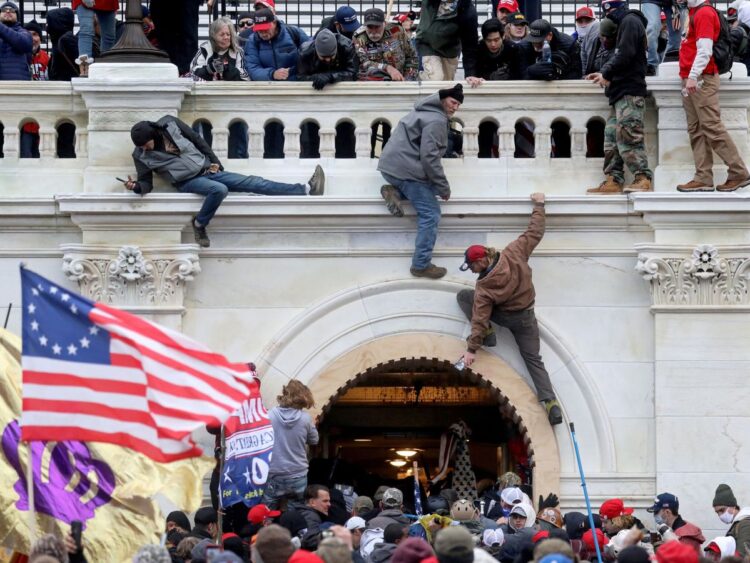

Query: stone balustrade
[[1, 62, 748, 196]]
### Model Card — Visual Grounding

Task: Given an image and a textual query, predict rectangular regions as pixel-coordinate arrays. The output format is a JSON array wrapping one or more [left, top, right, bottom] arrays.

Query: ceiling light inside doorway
[[389, 459, 407, 467], [396, 450, 417, 458], [354, 439, 372, 442]]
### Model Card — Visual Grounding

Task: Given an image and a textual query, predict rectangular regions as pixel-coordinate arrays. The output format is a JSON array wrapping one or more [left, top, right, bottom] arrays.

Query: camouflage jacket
[[353, 23, 419, 80]]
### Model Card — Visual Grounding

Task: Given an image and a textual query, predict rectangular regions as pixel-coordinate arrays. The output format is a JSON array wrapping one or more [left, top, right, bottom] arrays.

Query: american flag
[[413, 461, 423, 517], [20, 267, 256, 463]]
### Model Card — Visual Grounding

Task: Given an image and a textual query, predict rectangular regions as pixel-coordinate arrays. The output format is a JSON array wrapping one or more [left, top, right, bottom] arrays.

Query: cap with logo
[[382, 487, 404, 508], [254, 0, 275, 11], [599, 498, 633, 520], [507, 12, 528, 25], [364, 8, 385, 25], [459, 244, 488, 271], [575, 6, 595, 20], [538, 507, 564, 528], [528, 19, 552, 43], [248, 504, 282, 524], [497, 0, 519, 12], [253, 8, 276, 31], [345, 516, 367, 531], [335, 5, 360, 32], [600, 0, 625, 12], [647, 493, 679, 514]]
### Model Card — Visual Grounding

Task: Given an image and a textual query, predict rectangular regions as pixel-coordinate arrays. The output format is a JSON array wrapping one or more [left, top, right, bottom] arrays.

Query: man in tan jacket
[[456, 193, 562, 425]]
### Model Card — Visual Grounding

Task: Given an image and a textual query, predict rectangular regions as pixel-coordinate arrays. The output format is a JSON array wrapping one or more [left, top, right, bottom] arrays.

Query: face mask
[[576, 23, 592, 38], [720, 510, 735, 524], [654, 514, 664, 526], [501, 508, 511, 518]]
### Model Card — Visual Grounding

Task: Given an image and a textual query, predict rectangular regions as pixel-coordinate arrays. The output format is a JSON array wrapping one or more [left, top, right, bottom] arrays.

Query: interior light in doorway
[[396, 450, 417, 458], [389, 459, 407, 467], [354, 439, 372, 442]]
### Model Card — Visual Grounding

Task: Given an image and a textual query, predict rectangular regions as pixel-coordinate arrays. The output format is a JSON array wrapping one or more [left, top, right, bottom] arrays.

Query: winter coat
[[361, 528, 385, 560], [600, 8, 649, 104], [370, 542, 398, 563], [72, 0, 118, 11], [46, 8, 75, 81], [131, 115, 222, 194], [353, 23, 418, 80], [244, 23, 309, 80], [189, 41, 249, 81], [580, 20, 601, 74], [728, 507, 750, 556], [671, 516, 705, 552], [466, 205, 545, 352], [519, 27, 582, 80], [268, 407, 319, 478], [0, 21, 32, 80], [416, 0, 478, 60], [377, 93, 450, 197], [297, 33, 358, 83], [368, 509, 411, 530], [463, 39, 521, 80]]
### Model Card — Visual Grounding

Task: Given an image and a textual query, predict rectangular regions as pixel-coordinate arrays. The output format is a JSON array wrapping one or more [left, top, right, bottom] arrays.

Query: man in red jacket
[[647, 493, 705, 553], [456, 192, 562, 425], [677, 0, 750, 192]]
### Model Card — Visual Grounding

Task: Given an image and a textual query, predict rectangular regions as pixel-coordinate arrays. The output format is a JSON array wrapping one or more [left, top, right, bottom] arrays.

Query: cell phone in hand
[[116, 177, 127, 183], [71, 520, 82, 551]]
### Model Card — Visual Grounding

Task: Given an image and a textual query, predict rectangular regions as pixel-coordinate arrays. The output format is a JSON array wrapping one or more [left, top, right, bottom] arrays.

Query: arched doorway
[[310, 356, 538, 499]]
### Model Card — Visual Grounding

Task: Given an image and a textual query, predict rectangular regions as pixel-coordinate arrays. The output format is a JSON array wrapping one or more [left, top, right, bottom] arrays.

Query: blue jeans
[[20, 131, 39, 158], [76, 6, 116, 58], [262, 474, 307, 510], [177, 170, 306, 226], [228, 122, 249, 159], [382, 172, 442, 270], [642, 2, 685, 68]]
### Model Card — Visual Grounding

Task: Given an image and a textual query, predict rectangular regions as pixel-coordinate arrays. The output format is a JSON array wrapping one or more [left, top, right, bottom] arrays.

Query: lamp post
[[99, 0, 169, 62]]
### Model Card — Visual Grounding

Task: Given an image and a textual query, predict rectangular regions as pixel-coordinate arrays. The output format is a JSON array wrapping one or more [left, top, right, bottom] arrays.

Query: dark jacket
[[368, 509, 411, 530], [519, 28, 582, 80], [297, 34, 358, 84], [244, 23, 308, 80], [46, 8, 75, 81], [131, 115, 222, 194], [416, 0, 478, 59], [600, 8, 648, 104], [370, 542, 398, 563], [464, 39, 521, 80], [0, 21, 32, 80]]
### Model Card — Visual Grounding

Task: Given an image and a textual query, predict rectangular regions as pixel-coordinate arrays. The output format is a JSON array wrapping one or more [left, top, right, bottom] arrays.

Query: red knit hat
[[391, 538, 435, 563], [656, 541, 699, 563], [289, 551, 325, 563], [599, 498, 633, 520], [582, 528, 609, 553]]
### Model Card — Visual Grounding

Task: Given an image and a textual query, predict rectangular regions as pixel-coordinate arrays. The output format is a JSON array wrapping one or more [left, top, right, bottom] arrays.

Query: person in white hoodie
[[703, 536, 737, 561], [263, 380, 319, 509]]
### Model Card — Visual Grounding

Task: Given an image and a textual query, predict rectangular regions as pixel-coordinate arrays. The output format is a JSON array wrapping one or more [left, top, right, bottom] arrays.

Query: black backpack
[[693, 4, 734, 74]]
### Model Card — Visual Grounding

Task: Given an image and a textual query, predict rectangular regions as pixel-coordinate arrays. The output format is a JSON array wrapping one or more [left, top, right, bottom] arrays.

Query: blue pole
[[570, 422, 603, 563]]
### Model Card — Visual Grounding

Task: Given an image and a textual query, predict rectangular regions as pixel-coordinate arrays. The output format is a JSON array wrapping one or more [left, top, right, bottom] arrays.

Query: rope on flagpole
[[27, 441, 37, 544], [3, 303, 11, 329]]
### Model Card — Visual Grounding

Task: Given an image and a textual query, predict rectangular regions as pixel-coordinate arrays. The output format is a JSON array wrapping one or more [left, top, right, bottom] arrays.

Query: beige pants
[[420, 56, 459, 81], [682, 73, 749, 184]]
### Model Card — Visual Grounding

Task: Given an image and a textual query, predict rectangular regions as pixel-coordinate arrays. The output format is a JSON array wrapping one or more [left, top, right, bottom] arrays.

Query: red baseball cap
[[660, 10, 667, 21], [498, 0, 519, 12], [599, 498, 634, 520], [460, 245, 488, 271], [582, 528, 609, 552], [248, 503, 281, 524], [532, 530, 550, 544], [575, 6, 595, 20], [254, 0, 275, 10], [656, 540, 699, 563]]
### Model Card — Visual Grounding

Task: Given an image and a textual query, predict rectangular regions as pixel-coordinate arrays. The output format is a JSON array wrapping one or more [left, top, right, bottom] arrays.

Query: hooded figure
[[45, 7, 75, 80]]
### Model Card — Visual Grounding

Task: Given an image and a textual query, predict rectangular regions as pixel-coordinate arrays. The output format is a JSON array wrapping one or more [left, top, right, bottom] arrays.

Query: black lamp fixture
[[99, 0, 169, 62]]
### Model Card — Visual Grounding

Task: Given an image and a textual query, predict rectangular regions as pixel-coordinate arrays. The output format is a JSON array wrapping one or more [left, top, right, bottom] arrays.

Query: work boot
[[544, 399, 563, 425], [716, 176, 750, 192], [75, 54, 92, 77], [483, 330, 497, 347], [192, 218, 210, 248], [410, 264, 447, 279], [586, 175, 623, 194], [381, 185, 404, 217], [676, 179, 714, 192], [623, 174, 652, 193], [308, 165, 325, 195]]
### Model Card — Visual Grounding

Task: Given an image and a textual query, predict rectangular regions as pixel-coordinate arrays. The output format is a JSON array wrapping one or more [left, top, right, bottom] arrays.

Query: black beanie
[[617, 546, 651, 563], [438, 83, 464, 103], [130, 121, 158, 146], [24, 20, 43, 37], [166, 510, 191, 532], [713, 484, 738, 507]]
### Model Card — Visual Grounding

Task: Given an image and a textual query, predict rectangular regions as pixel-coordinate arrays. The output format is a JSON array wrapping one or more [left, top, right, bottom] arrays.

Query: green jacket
[[728, 510, 750, 556], [416, 0, 478, 59]]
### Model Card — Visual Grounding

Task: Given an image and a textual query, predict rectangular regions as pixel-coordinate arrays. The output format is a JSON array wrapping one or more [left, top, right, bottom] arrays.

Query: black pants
[[151, 0, 200, 75], [457, 289, 555, 402]]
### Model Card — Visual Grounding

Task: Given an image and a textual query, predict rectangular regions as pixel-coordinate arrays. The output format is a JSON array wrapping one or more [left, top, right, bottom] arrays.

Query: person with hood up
[[0, 1, 31, 81], [647, 493, 704, 553], [495, 502, 536, 561], [263, 380, 319, 508], [45, 7, 76, 81], [712, 483, 750, 557], [703, 536, 738, 561], [378, 84, 464, 280], [586, 0, 653, 195], [370, 523, 408, 563]]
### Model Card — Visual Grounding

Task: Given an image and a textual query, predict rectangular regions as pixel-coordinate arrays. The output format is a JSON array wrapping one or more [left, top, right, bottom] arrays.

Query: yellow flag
[[0, 328, 214, 561]]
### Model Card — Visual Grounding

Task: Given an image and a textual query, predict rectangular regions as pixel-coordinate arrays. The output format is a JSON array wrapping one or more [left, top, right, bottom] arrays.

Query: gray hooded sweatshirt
[[268, 407, 319, 478], [377, 93, 450, 197]]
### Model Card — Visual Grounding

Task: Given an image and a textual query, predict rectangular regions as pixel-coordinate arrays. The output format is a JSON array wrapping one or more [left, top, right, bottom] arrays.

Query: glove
[[538, 493, 560, 510], [526, 61, 556, 80], [312, 73, 332, 90]]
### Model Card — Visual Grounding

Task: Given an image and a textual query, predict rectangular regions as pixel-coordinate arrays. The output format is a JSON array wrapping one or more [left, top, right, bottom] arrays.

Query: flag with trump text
[[20, 267, 257, 461]]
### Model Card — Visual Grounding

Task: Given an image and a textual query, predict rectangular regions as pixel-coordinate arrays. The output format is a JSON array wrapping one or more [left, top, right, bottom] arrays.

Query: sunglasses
[[1, 7, 16, 12], [238, 20, 253, 27]]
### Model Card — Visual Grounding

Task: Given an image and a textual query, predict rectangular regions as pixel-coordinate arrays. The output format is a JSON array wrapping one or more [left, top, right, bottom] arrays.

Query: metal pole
[[27, 442, 37, 543], [217, 425, 225, 537], [3, 303, 11, 329], [569, 423, 603, 563]]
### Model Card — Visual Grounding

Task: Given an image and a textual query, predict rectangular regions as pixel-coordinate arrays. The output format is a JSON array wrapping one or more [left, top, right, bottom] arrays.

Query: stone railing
[[0, 62, 748, 195]]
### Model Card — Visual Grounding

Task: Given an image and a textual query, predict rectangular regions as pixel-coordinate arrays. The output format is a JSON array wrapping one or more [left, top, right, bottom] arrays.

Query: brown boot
[[624, 174, 653, 193], [676, 179, 714, 192], [410, 264, 447, 279], [716, 176, 750, 192], [586, 176, 623, 194]]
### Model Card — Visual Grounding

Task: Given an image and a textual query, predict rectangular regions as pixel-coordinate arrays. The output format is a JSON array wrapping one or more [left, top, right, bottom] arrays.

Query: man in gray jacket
[[124, 115, 325, 248], [377, 84, 464, 279]]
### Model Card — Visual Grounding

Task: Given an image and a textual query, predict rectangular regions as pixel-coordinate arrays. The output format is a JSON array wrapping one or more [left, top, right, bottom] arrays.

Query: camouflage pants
[[603, 95, 653, 184]]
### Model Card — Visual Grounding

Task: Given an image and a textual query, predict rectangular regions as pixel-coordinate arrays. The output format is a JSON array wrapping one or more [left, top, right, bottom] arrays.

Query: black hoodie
[[600, 7, 648, 104], [45, 8, 74, 80]]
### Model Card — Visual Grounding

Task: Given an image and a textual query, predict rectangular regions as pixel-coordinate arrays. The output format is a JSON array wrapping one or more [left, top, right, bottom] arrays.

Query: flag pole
[[3, 303, 10, 329], [26, 441, 37, 543], [217, 425, 225, 538]]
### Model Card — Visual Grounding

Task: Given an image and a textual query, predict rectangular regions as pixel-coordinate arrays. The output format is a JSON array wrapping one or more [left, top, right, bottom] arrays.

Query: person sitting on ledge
[[123, 116, 325, 248], [455, 193, 563, 426]]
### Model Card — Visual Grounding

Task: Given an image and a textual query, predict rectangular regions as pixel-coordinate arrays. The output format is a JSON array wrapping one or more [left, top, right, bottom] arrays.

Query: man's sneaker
[[623, 174, 652, 193], [483, 330, 497, 347], [410, 264, 447, 279], [676, 180, 714, 192], [544, 399, 563, 425], [586, 175, 623, 194], [308, 165, 325, 195], [381, 185, 404, 217], [192, 218, 210, 248], [646, 64, 657, 77], [716, 176, 750, 192]]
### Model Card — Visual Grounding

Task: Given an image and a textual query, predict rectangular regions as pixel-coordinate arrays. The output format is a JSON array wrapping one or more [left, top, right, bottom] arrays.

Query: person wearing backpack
[[243, 8, 309, 81], [677, 0, 750, 192]]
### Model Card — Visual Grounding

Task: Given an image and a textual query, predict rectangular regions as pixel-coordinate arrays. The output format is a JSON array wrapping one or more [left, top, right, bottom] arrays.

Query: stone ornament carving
[[87, 110, 175, 131], [636, 244, 750, 306], [62, 245, 200, 307]]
